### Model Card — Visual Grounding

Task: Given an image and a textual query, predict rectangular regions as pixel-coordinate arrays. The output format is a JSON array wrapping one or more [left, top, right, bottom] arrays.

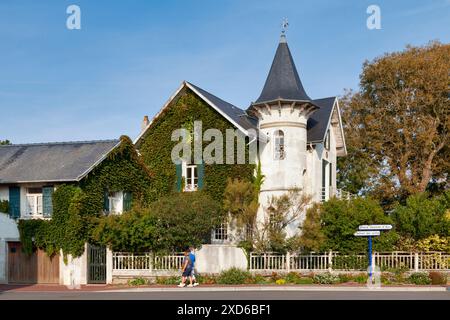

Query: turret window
[[274, 130, 285, 160]]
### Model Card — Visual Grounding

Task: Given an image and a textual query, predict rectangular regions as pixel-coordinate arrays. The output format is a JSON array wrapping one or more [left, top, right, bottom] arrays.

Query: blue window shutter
[[123, 192, 132, 212], [198, 161, 204, 190], [8, 186, 20, 219], [42, 186, 53, 217], [176, 163, 182, 192], [103, 190, 110, 213]]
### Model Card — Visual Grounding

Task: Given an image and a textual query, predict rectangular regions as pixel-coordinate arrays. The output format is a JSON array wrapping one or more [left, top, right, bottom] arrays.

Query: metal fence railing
[[249, 251, 450, 272]]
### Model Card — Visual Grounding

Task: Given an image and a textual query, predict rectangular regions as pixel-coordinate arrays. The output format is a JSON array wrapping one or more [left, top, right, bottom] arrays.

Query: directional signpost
[[354, 225, 392, 282]]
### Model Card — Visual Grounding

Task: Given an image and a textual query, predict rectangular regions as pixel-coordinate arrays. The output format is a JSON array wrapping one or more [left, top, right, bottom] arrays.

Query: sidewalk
[[1, 283, 448, 293]]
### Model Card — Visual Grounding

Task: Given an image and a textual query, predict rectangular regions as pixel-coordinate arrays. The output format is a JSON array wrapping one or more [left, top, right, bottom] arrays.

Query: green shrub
[[407, 272, 431, 285], [196, 274, 217, 285], [296, 277, 314, 284], [253, 274, 269, 284], [338, 274, 353, 283], [313, 272, 340, 284], [217, 268, 252, 285], [155, 276, 180, 285], [381, 274, 392, 285], [354, 273, 368, 284], [128, 277, 148, 286], [0, 200, 8, 214], [429, 272, 447, 285], [270, 272, 281, 282], [284, 272, 302, 284]]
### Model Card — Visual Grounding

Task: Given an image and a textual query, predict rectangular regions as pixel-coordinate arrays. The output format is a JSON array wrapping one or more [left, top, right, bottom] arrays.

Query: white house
[[248, 33, 347, 237], [0, 139, 124, 284], [136, 33, 347, 242]]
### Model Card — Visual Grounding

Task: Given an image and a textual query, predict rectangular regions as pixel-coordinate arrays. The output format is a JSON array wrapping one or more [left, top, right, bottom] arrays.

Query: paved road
[[0, 290, 448, 300]]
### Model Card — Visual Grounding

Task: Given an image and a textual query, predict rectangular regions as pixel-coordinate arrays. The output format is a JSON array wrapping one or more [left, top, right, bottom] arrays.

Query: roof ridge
[[0, 139, 120, 147], [186, 81, 245, 112], [313, 96, 336, 101]]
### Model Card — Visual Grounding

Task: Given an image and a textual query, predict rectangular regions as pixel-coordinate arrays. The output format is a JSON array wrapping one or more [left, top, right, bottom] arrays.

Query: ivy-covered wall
[[138, 88, 255, 203], [18, 135, 153, 257]]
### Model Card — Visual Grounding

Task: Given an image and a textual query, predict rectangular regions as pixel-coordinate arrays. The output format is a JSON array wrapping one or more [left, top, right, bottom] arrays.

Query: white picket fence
[[111, 251, 450, 278], [249, 251, 450, 272], [113, 252, 185, 271]]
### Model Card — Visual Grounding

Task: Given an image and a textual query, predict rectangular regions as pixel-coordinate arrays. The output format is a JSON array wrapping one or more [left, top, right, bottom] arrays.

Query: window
[[213, 223, 228, 242], [26, 187, 43, 216], [274, 130, 285, 160], [108, 191, 123, 214], [324, 130, 330, 150], [184, 164, 198, 192]]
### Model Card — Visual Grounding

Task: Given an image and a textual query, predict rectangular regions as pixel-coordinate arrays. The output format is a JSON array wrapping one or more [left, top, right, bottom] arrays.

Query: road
[[0, 290, 448, 300]]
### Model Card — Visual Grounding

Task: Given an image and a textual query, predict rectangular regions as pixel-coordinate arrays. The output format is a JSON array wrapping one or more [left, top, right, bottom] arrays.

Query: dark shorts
[[182, 268, 192, 277]]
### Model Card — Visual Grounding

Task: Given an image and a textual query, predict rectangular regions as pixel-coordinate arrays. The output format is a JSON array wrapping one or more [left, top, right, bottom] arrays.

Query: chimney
[[141, 115, 149, 132]]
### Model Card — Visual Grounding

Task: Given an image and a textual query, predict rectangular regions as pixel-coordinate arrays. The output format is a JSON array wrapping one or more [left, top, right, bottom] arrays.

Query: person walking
[[189, 247, 199, 286], [178, 248, 194, 288]]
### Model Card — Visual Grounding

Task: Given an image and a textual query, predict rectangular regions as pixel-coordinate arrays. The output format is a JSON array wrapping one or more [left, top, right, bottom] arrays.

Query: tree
[[297, 197, 398, 253], [148, 191, 223, 251], [338, 42, 450, 203], [92, 192, 223, 252], [391, 191, 450, 241], [0, 140, 11, 145], [295, 203, 326, 252], [253, 189, 312, 253]]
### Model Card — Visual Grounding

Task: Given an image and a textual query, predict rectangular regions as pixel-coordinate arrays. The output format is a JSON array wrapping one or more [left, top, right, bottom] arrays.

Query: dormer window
[[274, 130, 285, 160], [324, 129, 330, 150]]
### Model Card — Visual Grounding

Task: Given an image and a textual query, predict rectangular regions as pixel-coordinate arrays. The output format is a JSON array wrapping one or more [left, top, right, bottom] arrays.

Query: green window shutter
[[42, 186, 53, 217], [176, 163, 182, 192], [103, 190, 110, 213], [197, 161, 204, 190], [8, 186, 20, 219], [123, 192, 132, 212]]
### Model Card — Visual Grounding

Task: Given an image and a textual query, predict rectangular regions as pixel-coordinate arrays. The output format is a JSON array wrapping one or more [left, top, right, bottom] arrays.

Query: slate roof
[[255, 35, 311, 104], [187, 82, 258, 132], [307, 97, 336, 143], [0, 140, 120, 183]]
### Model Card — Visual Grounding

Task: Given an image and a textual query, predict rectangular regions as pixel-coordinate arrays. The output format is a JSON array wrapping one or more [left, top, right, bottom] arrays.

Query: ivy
[[18, 136, 153, 257], [0, 200, 8, 214], [138, 88, 255, 203]]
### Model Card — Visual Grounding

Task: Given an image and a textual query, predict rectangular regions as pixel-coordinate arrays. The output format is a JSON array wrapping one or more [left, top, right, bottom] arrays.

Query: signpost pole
[[368, 236, 372, 281]]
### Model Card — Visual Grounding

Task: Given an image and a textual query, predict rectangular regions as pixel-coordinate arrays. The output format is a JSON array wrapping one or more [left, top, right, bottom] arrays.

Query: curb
[[98, 286, 449, 293]]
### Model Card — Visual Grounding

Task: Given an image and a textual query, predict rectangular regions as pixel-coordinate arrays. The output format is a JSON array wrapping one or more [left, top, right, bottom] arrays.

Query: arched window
[[274, 130, 285, 160]]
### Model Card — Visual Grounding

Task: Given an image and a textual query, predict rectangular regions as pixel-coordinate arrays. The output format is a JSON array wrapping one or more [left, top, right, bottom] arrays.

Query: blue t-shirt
[[189, 252, 196, 268]]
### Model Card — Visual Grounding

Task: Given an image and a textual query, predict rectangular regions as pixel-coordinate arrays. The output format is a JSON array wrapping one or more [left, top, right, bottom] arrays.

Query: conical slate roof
[[255, 35, 311, 104]]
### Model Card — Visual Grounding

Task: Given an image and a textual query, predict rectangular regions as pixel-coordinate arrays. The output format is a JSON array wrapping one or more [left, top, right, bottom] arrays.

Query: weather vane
[[281, 18, 289, 35]]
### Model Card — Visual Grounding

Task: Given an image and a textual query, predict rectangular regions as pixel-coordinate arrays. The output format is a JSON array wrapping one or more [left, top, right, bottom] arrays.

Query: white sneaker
[[193, 283, 199, 287], [187, 284, 193, 287], [177, 283, 185, 287]]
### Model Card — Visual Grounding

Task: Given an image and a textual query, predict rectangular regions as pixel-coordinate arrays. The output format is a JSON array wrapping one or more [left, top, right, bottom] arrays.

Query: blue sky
[[1, 0, 449, 144]]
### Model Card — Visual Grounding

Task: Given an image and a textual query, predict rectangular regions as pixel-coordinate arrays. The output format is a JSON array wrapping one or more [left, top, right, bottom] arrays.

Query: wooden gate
[[87, 244, 106, 284], [8, 242, 60, 284]]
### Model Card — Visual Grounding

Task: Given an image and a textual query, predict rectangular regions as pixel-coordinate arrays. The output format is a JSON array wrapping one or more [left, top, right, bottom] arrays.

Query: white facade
[[253, 102, 323, 238]]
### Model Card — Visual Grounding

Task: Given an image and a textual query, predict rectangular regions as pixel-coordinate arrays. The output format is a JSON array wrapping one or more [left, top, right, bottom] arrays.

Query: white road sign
[[354, 230, 381, 237], [358, 224, 392, 231]]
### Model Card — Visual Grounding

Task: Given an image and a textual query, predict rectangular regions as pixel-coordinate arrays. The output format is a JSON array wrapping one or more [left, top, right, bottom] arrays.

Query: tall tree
[[338, 42, 450, 203]]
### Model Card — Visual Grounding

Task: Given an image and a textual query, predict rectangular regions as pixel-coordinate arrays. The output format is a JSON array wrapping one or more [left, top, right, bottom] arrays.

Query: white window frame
[[183, 163, 198, 192], [26, 187, 43, 217], [108, 191, 123, 215], [274, 130, 285, 160], [212, 222, 229, 243]]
